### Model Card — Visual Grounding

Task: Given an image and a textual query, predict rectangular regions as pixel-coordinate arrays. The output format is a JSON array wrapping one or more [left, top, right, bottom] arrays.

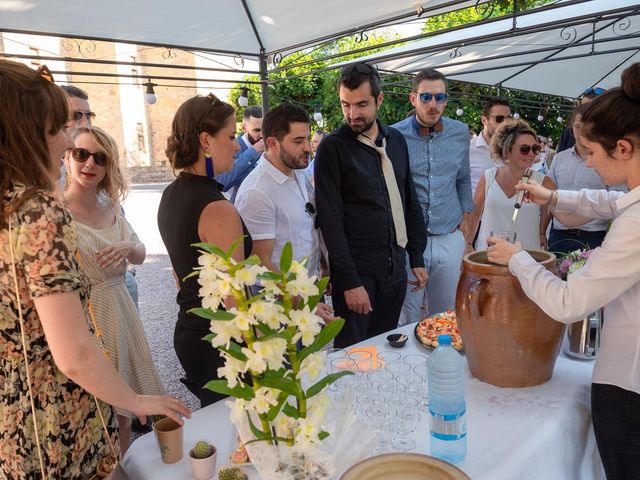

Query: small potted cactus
[[217, 466, 248, 480], [189, 440, 217, 480]]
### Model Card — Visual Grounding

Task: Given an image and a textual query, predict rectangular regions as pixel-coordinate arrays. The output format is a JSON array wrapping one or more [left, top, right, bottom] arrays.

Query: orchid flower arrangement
[[557, 248, 593, 277], [188, 238, 351, 448]]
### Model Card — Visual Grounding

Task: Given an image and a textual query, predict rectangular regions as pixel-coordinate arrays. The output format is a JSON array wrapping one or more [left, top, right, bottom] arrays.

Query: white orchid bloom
[[285, 276, 319, 301], [210, 319, 244, 348], [249, 387, 280, 414], [218, 353, 247, 389], [300, 351, 325, 381]]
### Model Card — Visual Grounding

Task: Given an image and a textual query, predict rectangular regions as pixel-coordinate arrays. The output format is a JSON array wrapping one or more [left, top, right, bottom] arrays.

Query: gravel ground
[[122, 183, 201, 427]]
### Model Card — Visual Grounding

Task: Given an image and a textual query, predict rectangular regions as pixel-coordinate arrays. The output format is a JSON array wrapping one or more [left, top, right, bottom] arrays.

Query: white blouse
[[509, 186, 640, 395]]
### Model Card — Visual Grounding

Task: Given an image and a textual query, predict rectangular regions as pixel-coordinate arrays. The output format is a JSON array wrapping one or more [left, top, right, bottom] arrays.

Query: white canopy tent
[[336, 0, 640, 98]]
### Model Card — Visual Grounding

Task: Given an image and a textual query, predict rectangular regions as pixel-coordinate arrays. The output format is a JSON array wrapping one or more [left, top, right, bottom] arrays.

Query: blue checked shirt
[[392, 115, 474, 235]]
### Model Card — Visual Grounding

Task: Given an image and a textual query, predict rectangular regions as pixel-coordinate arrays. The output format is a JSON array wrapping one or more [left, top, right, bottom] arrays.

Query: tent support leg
[[259, 50, 269, 113]]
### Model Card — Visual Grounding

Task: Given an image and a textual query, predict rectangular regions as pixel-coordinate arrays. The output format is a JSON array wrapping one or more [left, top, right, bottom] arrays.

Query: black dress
[[158, 172, 252, 407]]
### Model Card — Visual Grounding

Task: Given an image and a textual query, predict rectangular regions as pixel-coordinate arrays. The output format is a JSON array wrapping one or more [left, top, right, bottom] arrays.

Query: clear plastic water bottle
[[428, 334, 467, 463]]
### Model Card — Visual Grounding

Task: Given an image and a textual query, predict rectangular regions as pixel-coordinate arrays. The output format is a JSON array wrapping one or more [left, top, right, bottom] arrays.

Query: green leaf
[[255, 323, 278, 337], [318, 431, 330, 441], [227, 236, 246, 258], [282, 403, 300, 419], [204, 380, 253, 400], [218, 341, 248, 361], [260, 371, 300, 397], [306, 371, 353, 398], [245, 411, 270, 441], [279, 241, 293, 274], [192, 242, 229, 261], [202, 333, 215, 343], [258, 271, 282, 282], [299, 318, 345, 362], [182, 271, 199, 281], [188, 307, 236, 321], [253, 331, 291, 343], [266, 392, 289, 422], [306, 276, 330, 311]]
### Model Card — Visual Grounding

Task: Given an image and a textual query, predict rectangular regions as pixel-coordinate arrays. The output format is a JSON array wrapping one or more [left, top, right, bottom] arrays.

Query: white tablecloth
[[122, 324, 605, 479]]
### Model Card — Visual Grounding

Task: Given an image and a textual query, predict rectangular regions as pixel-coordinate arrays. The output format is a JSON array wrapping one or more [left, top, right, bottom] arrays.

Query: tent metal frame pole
[[48, 69, 264, 85], [589, 49, 640, 87], [267, 0, 600, 74], [0, 52, 260, 75], [259, 50, 270, 113], [0, 27, 258, 58]]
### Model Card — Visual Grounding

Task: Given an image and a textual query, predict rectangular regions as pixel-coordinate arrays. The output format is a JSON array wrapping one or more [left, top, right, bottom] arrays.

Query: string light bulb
[[238, 86, 249, 107], [144, 78, 157, 105]]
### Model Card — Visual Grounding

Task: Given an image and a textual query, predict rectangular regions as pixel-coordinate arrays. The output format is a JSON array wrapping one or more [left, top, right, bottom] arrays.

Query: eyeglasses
[[72, 147, 108, 166], [491, 115, 510, 123], [342, 63, 380, 79], [72, 110, 96, 122], [417, 92, 448, 104], [305, 202, 316, 216], [519, 144, 542, 155], [196, 93, 223, 134], [36, 64, 54, 84], [583, 87, 605, 96]]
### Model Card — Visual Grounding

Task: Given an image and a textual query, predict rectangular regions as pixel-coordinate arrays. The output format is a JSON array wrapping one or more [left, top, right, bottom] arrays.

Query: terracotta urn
[[455, 250, 565, 388]]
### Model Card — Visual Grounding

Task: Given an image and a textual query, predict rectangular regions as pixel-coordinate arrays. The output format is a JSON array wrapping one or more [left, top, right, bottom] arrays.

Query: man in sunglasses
[[557, 86, 606, 152], [392, 68, 473, 324], [469, 98, 511, 196], [315, 62, 428, 347], [61, 85, 96, 128]]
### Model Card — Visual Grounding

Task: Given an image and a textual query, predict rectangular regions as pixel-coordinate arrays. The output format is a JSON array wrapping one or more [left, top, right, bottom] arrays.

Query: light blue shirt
[[392, 115, 473, 235]]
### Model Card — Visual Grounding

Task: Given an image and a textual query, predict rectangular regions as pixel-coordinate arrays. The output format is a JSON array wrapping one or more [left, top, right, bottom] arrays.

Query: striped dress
[[72, 212, 165, 412]]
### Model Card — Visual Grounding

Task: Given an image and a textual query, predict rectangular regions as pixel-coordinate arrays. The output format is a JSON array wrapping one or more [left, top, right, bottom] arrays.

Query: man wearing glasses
[[61, 85, 96, 128], [469, 98, 511, 196], [392, 68, 473, 323], [315, 62, 428, 347]]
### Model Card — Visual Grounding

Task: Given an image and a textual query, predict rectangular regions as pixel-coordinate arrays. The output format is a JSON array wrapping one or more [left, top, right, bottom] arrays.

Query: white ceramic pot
[[189, 446, 217, 480]]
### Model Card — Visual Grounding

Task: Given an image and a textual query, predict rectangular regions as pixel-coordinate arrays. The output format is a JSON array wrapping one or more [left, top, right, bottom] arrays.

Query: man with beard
[[392, 68, 473, 323], [235, 103, 320, 274], [315, 62, 428, 347], [469, 98, 511, 196], [218, 105, 264, 202]]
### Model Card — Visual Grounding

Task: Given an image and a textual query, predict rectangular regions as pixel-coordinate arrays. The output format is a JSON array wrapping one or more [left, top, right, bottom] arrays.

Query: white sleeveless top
[[476, 167, 545, 251]]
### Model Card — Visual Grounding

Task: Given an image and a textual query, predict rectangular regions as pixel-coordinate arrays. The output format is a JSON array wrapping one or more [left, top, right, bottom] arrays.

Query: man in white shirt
[[235, 103, 320, 276], [469, 98, 510, 196]]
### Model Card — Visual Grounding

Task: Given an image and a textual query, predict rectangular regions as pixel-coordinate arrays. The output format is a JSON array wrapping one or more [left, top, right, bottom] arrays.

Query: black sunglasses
[[342, 63, 380, 79], [72, 147, 108, 166], [305, 202, 316, 216], [418, 92, 448, 104], [491, 115, 510, 124], [72, 110, 96, 122], [519, 144, 541, 155]]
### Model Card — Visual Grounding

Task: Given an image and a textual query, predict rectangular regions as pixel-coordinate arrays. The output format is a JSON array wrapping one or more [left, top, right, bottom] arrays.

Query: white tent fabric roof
[[347, 0, 640, 98], [0, 0, 479, 55]]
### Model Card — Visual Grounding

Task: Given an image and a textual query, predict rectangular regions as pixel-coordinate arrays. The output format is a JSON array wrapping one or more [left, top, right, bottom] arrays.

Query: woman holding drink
[[487, 62, 640, 479]]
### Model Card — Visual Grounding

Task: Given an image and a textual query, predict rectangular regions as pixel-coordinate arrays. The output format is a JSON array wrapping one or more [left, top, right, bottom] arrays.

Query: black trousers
[[548, 228, 606, 255], [592, 382, 640, 480], [174, 320, 226, 408], [332, 268, 408, 348]]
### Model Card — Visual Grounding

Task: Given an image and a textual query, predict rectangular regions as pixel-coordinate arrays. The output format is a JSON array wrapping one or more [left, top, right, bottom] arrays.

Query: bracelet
[[545, 190, 559, 207]]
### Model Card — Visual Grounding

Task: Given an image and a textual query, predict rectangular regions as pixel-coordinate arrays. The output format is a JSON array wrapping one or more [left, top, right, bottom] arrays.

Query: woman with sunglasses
[[487, 63, 640, 479], [64, 126, 167, 454], [0, 59, 189, 479], [466, 119, 556, 251], [158, 94, 251, 408]]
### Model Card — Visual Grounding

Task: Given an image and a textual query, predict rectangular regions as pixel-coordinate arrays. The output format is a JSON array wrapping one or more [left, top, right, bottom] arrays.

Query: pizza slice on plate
[[415, 310, 464, 350]]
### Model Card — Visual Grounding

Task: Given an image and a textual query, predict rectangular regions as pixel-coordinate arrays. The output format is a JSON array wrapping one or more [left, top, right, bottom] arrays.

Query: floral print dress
[[0, 185, 117, 479]]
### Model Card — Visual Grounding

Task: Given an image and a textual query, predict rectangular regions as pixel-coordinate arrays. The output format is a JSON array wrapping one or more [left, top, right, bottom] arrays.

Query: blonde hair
[[70, 126, 128, 205], [490, 119, 538, 162]]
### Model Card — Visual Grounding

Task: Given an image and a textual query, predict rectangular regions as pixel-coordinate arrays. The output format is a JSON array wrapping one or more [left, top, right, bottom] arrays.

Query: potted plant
[[218, 466, 248, 480], [189, 440, 217, 480]]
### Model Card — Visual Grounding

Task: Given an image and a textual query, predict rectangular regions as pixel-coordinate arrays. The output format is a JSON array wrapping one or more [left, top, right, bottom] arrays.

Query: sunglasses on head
[[72, 110, 96, 122], [418, 92, 448, 104], [583, 87, 605, 96], [72, 147, 108, 166], [196, 93, 224, 134], [36, 64, 54, 84], [342, 63, 379, 78], [519, 144, 541, 155]]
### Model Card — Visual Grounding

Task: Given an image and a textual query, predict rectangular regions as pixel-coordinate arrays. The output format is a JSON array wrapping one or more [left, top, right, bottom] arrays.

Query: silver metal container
[[565, 308, 603, 360]]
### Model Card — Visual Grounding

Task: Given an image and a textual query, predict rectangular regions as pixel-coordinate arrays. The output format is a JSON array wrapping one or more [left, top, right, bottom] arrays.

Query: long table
[[122, 324, 605, 479]]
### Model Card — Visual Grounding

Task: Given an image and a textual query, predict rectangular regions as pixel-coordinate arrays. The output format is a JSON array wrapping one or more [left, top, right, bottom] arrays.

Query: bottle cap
[[437, 334, 452, 345]]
